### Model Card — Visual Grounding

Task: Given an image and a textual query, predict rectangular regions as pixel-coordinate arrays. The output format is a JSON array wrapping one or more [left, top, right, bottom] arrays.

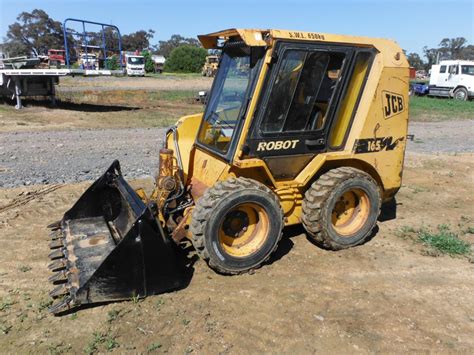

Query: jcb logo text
[[257, 140, 299, 151], [382, 91, 405, 119]]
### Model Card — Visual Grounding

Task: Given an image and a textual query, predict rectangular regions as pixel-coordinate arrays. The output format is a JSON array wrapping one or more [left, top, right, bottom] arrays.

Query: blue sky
[[1, 0, 473, 57]]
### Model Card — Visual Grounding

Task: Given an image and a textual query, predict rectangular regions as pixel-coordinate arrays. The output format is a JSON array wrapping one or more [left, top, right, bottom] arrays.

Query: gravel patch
[[406, 120, 474, 154], [0, 120, 472, 188], [0, 128, 166, 188]]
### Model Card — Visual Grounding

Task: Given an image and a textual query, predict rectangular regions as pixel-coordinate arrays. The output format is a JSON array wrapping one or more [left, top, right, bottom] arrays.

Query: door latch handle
[[305, 138, 325, 146]]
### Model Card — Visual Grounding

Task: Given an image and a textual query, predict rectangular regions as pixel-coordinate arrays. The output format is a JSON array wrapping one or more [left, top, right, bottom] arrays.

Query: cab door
[[447, 64, 460, 87], [437, 64, 449, 87], [245, 41, 374, 180]]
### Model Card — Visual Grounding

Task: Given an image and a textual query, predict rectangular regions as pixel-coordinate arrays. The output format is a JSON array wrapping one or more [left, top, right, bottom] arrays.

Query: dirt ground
[[0, 152, 473, 353], [0, 90, 203, 133], [58, 75, 212, 92]]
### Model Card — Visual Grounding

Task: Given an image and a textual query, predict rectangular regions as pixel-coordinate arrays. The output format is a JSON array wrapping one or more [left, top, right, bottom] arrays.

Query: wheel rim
[[218, 203, 269, 257], [331, 188, 371, 236], [455, 90, 466, 100]]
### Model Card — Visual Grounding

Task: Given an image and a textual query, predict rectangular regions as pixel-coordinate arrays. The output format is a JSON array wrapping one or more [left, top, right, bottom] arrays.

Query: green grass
[[410, 96, 474, 121], [147, 342, 162, 352], [18, 265, 32, 272], [0, 321, 12, 334], [84, 332, 119, 354], [418, 225, 471, 256], [107, 309, 120, 323], [0, 299, 15, 311], [146, 90, 196, 102]]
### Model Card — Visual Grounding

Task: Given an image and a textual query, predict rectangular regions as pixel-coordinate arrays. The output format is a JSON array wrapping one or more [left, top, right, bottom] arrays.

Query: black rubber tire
[[302, 167, 381, 250], [453, 87, 468, 101], [190, 177, 284, 275]]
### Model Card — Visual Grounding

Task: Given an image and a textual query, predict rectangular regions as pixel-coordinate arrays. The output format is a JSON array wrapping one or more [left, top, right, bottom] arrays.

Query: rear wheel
[[453, 87, 468, 101], [190, 177, 284, 274], [302, 167, 381, 250]]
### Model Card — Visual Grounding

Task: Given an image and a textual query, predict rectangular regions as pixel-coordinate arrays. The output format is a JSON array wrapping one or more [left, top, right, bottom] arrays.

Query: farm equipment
[[47, 28, 409, 314], [202, 55, 219, 77]]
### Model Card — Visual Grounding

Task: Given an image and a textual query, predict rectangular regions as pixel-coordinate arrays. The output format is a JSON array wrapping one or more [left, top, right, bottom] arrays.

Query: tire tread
[[190, 177, 284, 275]]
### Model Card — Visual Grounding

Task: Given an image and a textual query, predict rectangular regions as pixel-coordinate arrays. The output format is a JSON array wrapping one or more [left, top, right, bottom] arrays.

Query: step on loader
[[47, 29, 409, 314]]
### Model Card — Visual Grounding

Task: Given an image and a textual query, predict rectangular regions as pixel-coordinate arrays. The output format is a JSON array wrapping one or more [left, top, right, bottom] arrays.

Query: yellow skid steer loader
[[47, 28, 409, 314]]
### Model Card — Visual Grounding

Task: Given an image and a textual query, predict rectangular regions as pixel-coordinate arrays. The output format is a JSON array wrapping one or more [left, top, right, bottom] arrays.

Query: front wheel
[[302, 167, 381, 250], [190, 177, 284, 275], [453, 87, 468, 101]]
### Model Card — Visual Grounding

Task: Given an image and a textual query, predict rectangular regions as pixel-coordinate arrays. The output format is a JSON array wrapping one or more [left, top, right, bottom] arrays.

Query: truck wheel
[[302, 167, 381, 250], [453, 87, 468, 101], [190, 177, 284, 275]]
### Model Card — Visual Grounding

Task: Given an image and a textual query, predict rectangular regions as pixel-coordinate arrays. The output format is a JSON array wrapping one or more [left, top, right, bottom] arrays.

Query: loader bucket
[[47, 160, 189, 315]]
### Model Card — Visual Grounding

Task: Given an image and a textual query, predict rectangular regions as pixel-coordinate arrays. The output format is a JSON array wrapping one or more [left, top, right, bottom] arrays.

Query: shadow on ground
[[0, 98, 139, 112]]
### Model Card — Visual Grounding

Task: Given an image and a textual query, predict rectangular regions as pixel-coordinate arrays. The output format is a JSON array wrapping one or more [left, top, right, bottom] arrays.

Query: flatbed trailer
[[0, 68, 124, 109]]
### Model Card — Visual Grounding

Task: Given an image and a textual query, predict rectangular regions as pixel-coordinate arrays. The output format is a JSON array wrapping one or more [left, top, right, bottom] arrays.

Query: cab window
[[448, 65, 458, 74], [261, 49, 345, 133]]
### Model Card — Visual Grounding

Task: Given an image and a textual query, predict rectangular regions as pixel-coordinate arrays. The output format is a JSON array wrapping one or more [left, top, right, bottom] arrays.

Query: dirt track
[[0, 153, 473, 353], [58, 75, 213, 92]]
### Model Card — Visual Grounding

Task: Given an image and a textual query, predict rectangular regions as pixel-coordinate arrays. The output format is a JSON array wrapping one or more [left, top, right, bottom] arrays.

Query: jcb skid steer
[[47, 29, 409, 314]]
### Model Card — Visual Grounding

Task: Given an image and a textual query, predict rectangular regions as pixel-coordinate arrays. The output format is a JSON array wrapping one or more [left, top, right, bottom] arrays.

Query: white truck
[[79, 53, 98, 70], [428, 60, 474, 100], [125, 54, 145, 76]]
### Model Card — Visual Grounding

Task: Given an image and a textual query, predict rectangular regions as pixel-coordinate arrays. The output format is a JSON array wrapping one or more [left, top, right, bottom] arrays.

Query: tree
[[438, 37, 467, 59], [122, 30, 155, 51], [4, 9, 63, 56], [157, 34, 201, 58], [460, 45, 474, 60], [164, 45, 207, 73], [406, 52, 424, 70], [140, 50, 155, 73], [423, 46, 440, 71], [105, 54, 120, 70]]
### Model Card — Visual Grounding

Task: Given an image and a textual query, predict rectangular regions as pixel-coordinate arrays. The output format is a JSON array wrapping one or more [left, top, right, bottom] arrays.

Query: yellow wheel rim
[[218, 203, 269, 258], [331, 188, 370, 236]]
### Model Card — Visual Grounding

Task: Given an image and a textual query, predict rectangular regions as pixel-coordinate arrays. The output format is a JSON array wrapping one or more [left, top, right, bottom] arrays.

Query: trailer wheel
[[453, 87, 468, 101], [302, 167, 381, 250], [190, 177, 284, 275]]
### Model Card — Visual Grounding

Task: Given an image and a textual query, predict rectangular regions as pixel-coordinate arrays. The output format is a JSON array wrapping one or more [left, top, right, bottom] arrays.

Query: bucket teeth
[[50, 230, 63, 240], [49, 284, 69, 298], [49, 239, 64, 249], [48, 271, 68, 284], [48, 249, 65, 260], [47, 221, 61, 230], [49, 297, 74, 315], [48, 259, 67, 272]]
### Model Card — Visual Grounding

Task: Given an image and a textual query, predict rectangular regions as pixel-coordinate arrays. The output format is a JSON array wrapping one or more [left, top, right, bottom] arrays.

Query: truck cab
[[79, 53, 98, 70], [126, 55, 145, 76], [429, 60, 474, 100], [47, 49, 66, 68]]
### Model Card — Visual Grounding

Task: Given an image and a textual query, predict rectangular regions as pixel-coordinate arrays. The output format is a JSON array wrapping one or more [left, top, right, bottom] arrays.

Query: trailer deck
[[0, 68, 125, 109]]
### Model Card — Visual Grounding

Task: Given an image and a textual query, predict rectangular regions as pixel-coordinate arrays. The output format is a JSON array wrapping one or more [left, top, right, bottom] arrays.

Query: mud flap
[[47, 160, 189, 314]]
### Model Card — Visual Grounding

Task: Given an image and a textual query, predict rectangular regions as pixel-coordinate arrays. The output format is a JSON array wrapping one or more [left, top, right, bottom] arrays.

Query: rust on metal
[[189, 177, 209, 201], [171, 207, 194, 243]]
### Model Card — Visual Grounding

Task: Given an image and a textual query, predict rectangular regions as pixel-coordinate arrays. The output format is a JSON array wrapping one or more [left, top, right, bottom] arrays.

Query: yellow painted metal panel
[[329, 53, 370, 147]]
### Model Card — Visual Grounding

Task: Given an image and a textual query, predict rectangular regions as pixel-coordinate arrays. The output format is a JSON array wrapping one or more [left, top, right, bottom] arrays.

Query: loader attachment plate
[[47, 160, 189, 315]]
